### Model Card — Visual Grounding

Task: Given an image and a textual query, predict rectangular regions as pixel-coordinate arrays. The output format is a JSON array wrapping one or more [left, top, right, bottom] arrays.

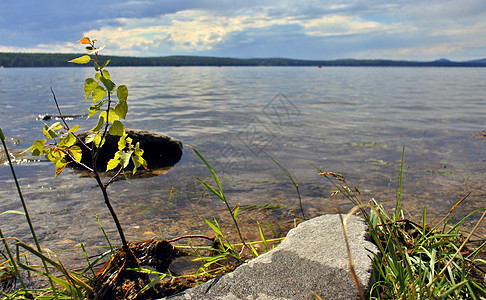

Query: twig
[[50, 87, 70, 130], [62, 149, 94, 172], [104, 166, 124, 187], [168, 235, 215, 243], [50, 87, 92, 152]]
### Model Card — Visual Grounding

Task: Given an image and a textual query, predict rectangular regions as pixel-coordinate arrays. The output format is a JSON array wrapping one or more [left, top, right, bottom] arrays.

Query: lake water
[[1, 66, 486, 265]]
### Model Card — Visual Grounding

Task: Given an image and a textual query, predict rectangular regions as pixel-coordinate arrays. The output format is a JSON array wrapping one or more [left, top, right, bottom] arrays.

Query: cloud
[[79, 7, 402, 57], [1, 0, 486, 59]]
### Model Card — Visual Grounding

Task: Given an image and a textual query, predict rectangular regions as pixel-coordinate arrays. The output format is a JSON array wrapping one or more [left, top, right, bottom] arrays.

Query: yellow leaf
[[69, 146, 82, 162], [68, 55, 91, 64], [106, 156, 120, 172], [55, 161, 67, 177]]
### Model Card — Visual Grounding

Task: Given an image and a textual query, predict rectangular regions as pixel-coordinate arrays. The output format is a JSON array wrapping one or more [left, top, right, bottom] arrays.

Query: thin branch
[[104, 166, 124, 188], [50, 87, 92, 152], [168, 235, 215, 243], [62, 149, 94, 172], [94, 173, 129, 250], [50, 87, 70, 130]]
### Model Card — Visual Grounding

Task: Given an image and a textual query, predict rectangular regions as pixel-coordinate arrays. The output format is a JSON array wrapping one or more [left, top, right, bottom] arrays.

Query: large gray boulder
[[73, 129, 183, 170], [164, 214, 378, 300]]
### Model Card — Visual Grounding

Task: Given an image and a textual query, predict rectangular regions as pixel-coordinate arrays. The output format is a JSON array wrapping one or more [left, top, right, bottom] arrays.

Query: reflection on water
[[1, 66, 486, 266]]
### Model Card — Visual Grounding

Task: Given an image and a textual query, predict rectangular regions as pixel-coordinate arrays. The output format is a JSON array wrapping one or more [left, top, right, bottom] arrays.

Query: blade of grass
[[0, 127, 57, 295], [94, 214, 114, 253], [258, 148, 306, 220], [0, 230, 26, 289], [394, 145, 405, 221], [191, 147, 249, 252], [431, 209, 486, 286], [16, 240, 92, 292], [265, 221, 278, 239], [257, 221, 268, 252], [79, 241, 95, 277]]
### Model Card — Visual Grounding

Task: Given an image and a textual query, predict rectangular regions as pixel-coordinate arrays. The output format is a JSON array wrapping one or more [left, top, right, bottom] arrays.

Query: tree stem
[[94, 173, 129, 251]]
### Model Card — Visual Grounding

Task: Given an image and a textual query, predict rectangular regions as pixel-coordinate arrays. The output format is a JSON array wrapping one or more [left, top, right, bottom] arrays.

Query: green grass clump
[[318, 148, 486, 299], [367, 200, 486, 299]]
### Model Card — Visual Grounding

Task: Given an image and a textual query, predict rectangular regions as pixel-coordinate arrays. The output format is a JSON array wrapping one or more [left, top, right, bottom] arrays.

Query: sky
[[1, 1, 486, 61]]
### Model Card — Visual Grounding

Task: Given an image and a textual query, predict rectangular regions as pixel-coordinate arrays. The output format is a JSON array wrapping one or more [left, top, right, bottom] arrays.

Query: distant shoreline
[[1, 52, 486, 68]]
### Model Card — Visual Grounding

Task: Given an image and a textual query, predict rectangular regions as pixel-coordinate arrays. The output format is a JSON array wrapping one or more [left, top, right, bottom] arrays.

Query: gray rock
[[72, 129, 183, 170], [164, 214, 378, 300]]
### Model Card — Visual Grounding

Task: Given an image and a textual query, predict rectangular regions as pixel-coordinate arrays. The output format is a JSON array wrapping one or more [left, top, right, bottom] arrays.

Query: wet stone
[[71, 129, 183, 171], [162, 214, 378, 300]]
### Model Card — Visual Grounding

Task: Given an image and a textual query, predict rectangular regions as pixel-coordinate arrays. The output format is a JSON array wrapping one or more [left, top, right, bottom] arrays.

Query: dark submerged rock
[[73, 129, 183, 171]]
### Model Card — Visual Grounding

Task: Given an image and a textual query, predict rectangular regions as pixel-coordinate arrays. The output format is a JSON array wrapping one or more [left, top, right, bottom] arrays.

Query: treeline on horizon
[[1, 52, 486, 68]]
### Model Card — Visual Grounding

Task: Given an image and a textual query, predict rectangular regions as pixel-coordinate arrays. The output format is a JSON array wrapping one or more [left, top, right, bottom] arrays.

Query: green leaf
[[68, 125, 79, 133], [43, 123, 59, 139], [100, 77, 115, 93], [101, 69, 110, 79], [118, 150, 133, 168], [94, 61, 100, 71], [45, 150, 56, 163], [58, 133, 76, 148], [132, 154, 147, 174], [134, 142, 144, 156], [117, 85, 128, 101], [85, 133, 96, 144], [92, 85, 107, 103], [101, 60, 111, 69], [91, 117, 104, 133], [99, 108, 119, 124], [31, 139, 47, 156], [109, 120, 125, 136], [88, 100, 108, 119], [84, 78, 98, 101], [0, 128, 5, 142], [95, 73, 101, 82], [93, 134, 104, 148], [114, 100, 128, 119], [68, 55, 91, 64]]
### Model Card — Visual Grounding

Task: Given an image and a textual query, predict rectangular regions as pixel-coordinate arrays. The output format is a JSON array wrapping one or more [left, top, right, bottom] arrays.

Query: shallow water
[[1, 66, 485, 266]]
